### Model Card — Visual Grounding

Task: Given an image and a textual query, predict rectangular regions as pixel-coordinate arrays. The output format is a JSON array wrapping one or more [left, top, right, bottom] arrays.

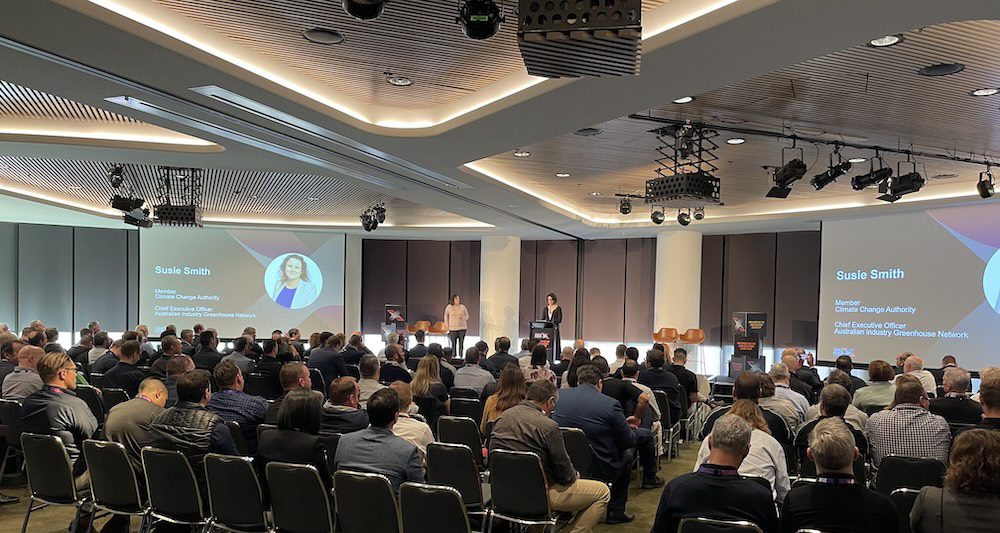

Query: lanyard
[[697, 465, 739, 476]]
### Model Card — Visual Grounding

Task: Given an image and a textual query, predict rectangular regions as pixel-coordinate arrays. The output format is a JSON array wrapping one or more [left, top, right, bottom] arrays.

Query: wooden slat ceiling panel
[[0, 155, 471, 224], [476, 19, 1000, 217], [0, 80, 140, 123], [153, 0, 668, 110]]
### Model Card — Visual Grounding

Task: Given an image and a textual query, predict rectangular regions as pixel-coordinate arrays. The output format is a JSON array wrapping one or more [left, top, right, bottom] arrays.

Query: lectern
[[529, 321, 556, 362]]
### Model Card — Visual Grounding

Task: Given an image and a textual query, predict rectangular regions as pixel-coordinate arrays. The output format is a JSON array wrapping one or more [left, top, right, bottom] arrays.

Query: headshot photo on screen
[[265, 253, 323, 309]]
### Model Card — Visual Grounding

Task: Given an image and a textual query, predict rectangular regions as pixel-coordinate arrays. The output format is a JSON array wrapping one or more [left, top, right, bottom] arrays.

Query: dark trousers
[[448, 329, 466, 356], [635, 427, 657, 479], [593, 448, 635, 515]]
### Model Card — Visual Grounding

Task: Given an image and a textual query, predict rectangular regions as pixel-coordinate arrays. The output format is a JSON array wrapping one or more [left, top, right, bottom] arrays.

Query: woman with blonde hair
[[481, 364, 527, 433], [411, 355, 450, 413], [694, 399, 789, 503]]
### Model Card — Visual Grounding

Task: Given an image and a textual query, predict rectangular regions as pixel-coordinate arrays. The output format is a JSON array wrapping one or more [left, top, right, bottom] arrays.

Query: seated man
[[266, 362, 314, 425], [357, 354, 386, 408], [758, 374, 800, 432], [192, 330, 224, 372], [803, 370, 869, 432], [91, 339, 123, 374], [335, 388, 424, 491], [929, 367, 982, 425], [104, 377, 168, 472], [2, 345, 44, 400], [322, 376, 370, 433], [866, 376, 951, 467], [895, 354, 938, 395], [485, 336, 518, 377], [207, 360, 269, 450], [21, 351, 98, 484], [454, 347, 496, 394], [835, 355, 868, 394], [668, 348, 701, 405], [388, 381, 434, 462], [553, 365, 638, 524], [768, 363, 808, 419], [164, 354, 194, 407], [975, 367, 999, 431], [637, 348, 680, 407], [380, 344, 411, 384], [220, 336, 255, 376], [149, 335, 182, 378], [490, 380, 611, 532], [699, 372, 790, 445], [593, 357, 661, 488], [794, 384, 868, 477], [103, 340, 147, 397], [781, 418, 897, 533], [651, 414, 778, 533]]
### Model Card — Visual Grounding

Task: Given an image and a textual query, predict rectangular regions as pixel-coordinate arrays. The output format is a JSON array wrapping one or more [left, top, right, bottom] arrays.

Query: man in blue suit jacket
[[553, 365, 639, 524]]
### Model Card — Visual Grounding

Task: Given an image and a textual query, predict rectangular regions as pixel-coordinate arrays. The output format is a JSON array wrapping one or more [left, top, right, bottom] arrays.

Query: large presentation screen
[[139, 227, 345, 338], [818, 203, 1000, 371]]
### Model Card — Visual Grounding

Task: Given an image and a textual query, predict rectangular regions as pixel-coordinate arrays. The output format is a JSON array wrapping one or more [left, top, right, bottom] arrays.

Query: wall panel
[[581, 239, 626, 341], [127, 230, 139, 330], [18, 224, 72, 329], [406, 241, 450, 324], [722, 233, 777, 343], [518, 241, 537, 338], [700, 235, 725, 348], [624, 238, 656, 342], [74, 227, 128, 331], [449, 241, 481, 334], [535, 240, 578, 341], [0, 223, 17, 328], [361, 240, 407, 333], [774, 231, 821, 349]]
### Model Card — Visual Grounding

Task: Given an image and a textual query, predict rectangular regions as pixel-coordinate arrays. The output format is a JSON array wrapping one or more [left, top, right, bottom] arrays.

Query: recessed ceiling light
[[385, 72, 412, 87], [672, 96, 694, 104], [726, 137, 746, 145], [302, 27, 345, 45], [970, 88, 999, 97], [848, 157, 868, 164], [68, 185, 82, 190], [574, 127, 603, 136], [588, 191, 602, 197], [308, 196, 320, 201], [555, 172, 571, 178], [917, 63, 965, 77], [508, 204, 519, 208], [868, 34, 903, 47], [513, 150, 531, 158]]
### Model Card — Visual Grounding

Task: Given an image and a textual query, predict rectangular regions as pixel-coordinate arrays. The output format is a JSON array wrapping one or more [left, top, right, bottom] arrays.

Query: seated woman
[[481, 364, 527, 434], [561, 350, 594, 389], [411, 355, 451, 414], [852, 359, 896, 412], [256, 387, 332, 489], [910, 429, 1000, 533], [523, 344, 556, 385]]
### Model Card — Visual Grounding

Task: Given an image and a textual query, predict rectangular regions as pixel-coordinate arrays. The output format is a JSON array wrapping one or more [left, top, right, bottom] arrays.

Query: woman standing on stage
[[444, 294, 469, 356], [542, 292, 563, 353]]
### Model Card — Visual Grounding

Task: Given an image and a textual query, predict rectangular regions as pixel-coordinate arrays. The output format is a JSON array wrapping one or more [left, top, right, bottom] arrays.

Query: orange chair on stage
[[428, 321, 448, 336], [679, 329, 705, 345], [653, 327, 679, 344], [407, 320, 431, 335]]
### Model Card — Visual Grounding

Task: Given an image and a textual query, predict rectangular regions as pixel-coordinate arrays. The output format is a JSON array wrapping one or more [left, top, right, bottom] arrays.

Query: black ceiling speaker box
[[645, 170, 721, 207], [517, 0, 642, 77]]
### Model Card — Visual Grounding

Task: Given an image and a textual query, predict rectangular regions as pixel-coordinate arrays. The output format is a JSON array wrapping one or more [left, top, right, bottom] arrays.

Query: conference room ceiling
[[471, 19, 1000, 223]]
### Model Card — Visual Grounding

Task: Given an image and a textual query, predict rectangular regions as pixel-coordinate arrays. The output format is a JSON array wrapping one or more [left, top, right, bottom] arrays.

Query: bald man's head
[[781, 349, 801, 371], [138, 378, 169, 407], [17, 345, 44, 369]]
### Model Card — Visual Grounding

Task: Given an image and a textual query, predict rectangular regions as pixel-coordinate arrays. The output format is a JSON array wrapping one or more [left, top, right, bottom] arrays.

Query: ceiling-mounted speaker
[[517, 0, 642, 78]]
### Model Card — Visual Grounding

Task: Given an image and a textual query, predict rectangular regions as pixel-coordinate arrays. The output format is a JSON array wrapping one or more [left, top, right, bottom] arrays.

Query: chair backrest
[[101, 388, 130, 410], [413, 395, 443, 433], [319, 432, 341, 474], [559, 427, 592, 478], [309, 368, 326, 396], [141, 447, 205, 523], [450, 398, 484, 426], [400, 482, 471, 533], [449, 387, 479, 399], [678, 517, 764, 532], [653, 389, 673, 427], [83, 440, 144, 513], [426, 442, 484, 509], [21, 433, 77, 504], [488, 449, 551, 521], [438, 416, 482, 461], [334, 470, 401, 533], [863, 404, 887, 416], [267, 462, 334, 533], [874, 456, 946, 495], [75, 385, 106, 424], [225, 420, 251, 456], [344, 364, 361, 380], [89, 372, 106, 388], [245, 373, 281, 400], [257, 423, 278, 443], [890, 488, 921, 533], [0, 399, 23, 450], [205, 453, 268, 531]]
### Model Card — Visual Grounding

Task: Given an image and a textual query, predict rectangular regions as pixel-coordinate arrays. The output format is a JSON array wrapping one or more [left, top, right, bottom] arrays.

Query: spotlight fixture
[[851, 166, 892, 190], [766, 144, 807, 198], [726, 138, 746, 145], [588, 191, 602, 197], [110, 195, 145, 212], [107, 164, 125, 188], [343, 0, 385, 20], [677, 209, 691, 226], [360, 201, 387, 231], [650, 207, 665, 225], [618, 197, 632, 215], [693, 206, 705, 220], [385, 72, 412, 87], [868, 34, 903, 47], [917, 63, 965, 77], [123, 207, 153, 229], [513, 150, 530, 158], [672, 96, 694, 104], [574, 127, 603, 137], [458, 0, 504, 39], [373, 201, 387, 223], [878, 171, 924, 203], [978, 168, 995, 199], [971, 88, 999, 97], [811, 149, 853, 191]]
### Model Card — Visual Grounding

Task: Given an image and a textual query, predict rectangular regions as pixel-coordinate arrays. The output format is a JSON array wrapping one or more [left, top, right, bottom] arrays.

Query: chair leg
[[20, 498, 34, 533]]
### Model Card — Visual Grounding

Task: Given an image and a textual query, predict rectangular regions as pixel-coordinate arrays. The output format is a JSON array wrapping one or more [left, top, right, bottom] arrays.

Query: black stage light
[[766, 159, 807, 198], [619, 197, 632, 215], [123, 208, 153, 228], [360, 211, 377, 232], [677, 209, 691, 226], [458, 0, 504, 40], [374, 202, 387, 223], [650, 208, 665, 225], [811, 161, 852, 190], [693, 207, 705, 220], [877, 172, 924, 203], [110, 195, 145, 212], [343, 0, 384, 20], [851, 167, 892, 191], [108, 164, 125, 189], [978, 170, 995, 199]]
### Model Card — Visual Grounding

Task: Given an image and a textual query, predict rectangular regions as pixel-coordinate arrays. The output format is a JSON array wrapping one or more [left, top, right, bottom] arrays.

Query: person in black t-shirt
[[668, 348, 700, 405]]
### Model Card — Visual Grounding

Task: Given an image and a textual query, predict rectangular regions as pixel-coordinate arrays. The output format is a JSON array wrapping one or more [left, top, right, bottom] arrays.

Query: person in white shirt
[[804, 370, 869, 432], [607, 344, 628, 376], [759, 373, 801, 431], [454, 347, 496, 394], [695, 399, 790, 504], [388, 381, 434, 463], [769, 363, 809, 418], [896, 355, 938, 395]]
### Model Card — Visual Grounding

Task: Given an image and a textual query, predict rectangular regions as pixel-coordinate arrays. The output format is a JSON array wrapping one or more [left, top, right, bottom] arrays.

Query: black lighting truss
[[155, 166, 203, 207], [644, 122, 721, 207]]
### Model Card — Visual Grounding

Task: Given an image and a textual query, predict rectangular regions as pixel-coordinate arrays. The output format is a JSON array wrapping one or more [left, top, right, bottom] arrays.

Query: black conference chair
[[948, 422, 976, 436], [678, 517, 764, 532], [0, 399, 24, 479], [863, 404, 887, 416], [334, 470, 401, 533], [400, 482, 471, 533], [89, 372, 106, 389], [205, 453, 270, 532], [414, 395, 444, 435], [141, 447, 209, 529], [225, 420, 251, 456], [450, 398, 485, 427], [246, 373, 281, 400], [653, 390, 677, 460], [559, 427, 593, 479], [256, 423, 278, 443], [487, 449, 556, 532], [438, 416, 484, 467], [890, 487, 921, 533], [449, 388, 479, 400], [83, 440, 149, 531], [21, 433, 93, 533], [426, 442, 490, 520], [309, 368, 326, 397], [319, 432, 341, 475], [75, 386, 106, 425], [344, 365, 361, 380], [874, 456, 946, 495], [267, 462, 335, 533], [101, 388, 130, 411]]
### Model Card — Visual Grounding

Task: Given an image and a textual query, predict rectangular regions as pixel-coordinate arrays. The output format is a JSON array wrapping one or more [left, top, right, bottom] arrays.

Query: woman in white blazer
[[270, 254, 319, 309]]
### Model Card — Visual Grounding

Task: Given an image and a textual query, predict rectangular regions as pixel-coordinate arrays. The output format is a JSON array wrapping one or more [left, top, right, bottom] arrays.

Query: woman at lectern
[[444, 294, 470, 356], [542, 292, 562, 353]]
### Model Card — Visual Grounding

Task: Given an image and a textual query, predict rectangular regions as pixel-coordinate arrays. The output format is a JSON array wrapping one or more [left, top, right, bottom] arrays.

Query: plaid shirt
[[206, 388, 269, 429], [866, 404, 951, 466]]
